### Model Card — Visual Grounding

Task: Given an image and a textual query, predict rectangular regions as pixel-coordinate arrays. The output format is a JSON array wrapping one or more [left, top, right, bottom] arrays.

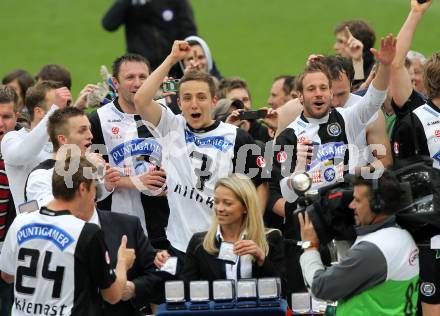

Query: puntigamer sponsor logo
[[110, 138, 162, 165], [17, 224, 74, 251]]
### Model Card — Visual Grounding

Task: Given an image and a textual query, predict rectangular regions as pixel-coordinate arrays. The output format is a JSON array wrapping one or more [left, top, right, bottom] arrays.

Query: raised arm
[[1, 105, 57, 166], [344, 34, 396, 127], [2, 87, 69, 166], [391, 0, 432, 106], [371, 34, 397, 91], [343, 26, 366, 81], [274, 98, 303, 138], [134, 40, 190, 127]]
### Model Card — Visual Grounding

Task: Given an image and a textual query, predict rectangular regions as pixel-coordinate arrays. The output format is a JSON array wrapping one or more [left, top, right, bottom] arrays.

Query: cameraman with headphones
[[298, 170, 419, 315]]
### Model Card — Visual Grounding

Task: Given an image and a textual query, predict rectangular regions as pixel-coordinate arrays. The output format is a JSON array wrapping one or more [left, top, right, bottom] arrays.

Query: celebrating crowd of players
[[0, 0, 439, 315]]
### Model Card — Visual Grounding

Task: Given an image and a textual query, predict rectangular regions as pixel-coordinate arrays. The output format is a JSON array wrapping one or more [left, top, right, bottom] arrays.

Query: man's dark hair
[[351, 170, 403, 215], [2, 69, 35, 103], [36, 64, 72, 90], [52, 156, 96, 201], [0, 85, 19, 111], [274, 75, 296, 96], [335, 20, 376, 52], [180, 70, 217, 98], [217, 77, 251, 100], [320, 56, 355, 83], [296, 62, 332, 93], [112, 53, 151, 79], [48, 107, 86, 151], [25, 80, 62, 121]]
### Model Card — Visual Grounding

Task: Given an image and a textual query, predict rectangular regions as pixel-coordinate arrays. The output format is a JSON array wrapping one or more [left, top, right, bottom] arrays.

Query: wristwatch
[[301, 240, 319, 249]]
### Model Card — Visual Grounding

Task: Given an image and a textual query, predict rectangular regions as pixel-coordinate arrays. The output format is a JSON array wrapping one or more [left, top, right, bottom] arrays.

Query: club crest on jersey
[[421, 282, 436, 297], [277, 151, 287, 163], [110, 138, 162, 165], [16, 224, 74, 251], [256, 156, 266, 168], [327, 123, 341, 137], [184, 130, 233, 152], [323, 166, 336, 182]]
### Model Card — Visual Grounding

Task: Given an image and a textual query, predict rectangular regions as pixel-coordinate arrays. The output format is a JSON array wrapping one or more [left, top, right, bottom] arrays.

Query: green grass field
[[1, 0, 439, 107]]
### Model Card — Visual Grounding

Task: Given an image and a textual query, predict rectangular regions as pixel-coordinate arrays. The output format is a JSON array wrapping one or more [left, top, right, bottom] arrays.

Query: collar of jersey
[[300, 111, 329, 125], [40, 206, 71, 217], [113, 97, 145, 122], [186, 120, 220, 133], [427, 99, 440, 113], [355, 215, 396, 236], [113, 98, 124, 113]]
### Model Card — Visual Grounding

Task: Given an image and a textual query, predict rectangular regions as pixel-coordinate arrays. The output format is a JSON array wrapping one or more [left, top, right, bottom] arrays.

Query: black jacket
[[97, 210, 162, 315], [102, 0, 197, 70], [181, 230, 285, 287]]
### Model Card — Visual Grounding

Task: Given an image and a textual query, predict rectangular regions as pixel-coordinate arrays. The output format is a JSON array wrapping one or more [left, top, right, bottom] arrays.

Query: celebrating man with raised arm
[[133, 41, 267, 264], [269, 34, 396, 220]]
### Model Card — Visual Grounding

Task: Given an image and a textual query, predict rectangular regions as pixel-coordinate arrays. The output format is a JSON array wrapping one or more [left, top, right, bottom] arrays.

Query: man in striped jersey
[[0, 156, 135, 315]]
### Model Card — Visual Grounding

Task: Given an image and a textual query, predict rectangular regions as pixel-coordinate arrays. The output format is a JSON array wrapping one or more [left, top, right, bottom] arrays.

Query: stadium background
[[1, 0, 439, 107]]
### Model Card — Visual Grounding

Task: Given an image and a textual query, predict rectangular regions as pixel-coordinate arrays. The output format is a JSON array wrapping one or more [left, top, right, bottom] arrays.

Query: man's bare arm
[[366, 111, 392, 169], [272, 198, 286, 218], [134, 40, 190, 126], [370, 34, 397, 91], [391, 0, 432, 106], [275, 98, 303, 138]]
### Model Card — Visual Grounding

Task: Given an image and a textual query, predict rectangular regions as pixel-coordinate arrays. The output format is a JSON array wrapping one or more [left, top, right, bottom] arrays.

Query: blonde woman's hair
[[203, 174, 272, 256]]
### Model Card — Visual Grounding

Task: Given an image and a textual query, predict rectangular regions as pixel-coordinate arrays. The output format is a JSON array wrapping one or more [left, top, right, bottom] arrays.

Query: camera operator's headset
[[370, 177, 386, 214]]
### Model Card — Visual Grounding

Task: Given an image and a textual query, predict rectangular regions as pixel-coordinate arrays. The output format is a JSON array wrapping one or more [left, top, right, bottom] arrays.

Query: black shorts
[[419, 246, 440, 304]]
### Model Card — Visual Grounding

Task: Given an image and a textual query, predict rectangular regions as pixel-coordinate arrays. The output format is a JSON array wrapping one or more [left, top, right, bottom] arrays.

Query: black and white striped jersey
[[89, 99, 170, 241], [150, 105, 265, 252], [392, 98, 440, 167], [0, 207, 116, 316], [269, 84, 387, 210]]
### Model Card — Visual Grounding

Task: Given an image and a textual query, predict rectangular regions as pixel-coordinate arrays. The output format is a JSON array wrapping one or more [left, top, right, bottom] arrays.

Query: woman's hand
[[234, 240, 266, 267]]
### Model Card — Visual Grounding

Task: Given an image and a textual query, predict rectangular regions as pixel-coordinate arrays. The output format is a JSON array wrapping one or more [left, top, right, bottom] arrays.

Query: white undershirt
[[216, 225, 253, 281], [88, 210, 101, 227]]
